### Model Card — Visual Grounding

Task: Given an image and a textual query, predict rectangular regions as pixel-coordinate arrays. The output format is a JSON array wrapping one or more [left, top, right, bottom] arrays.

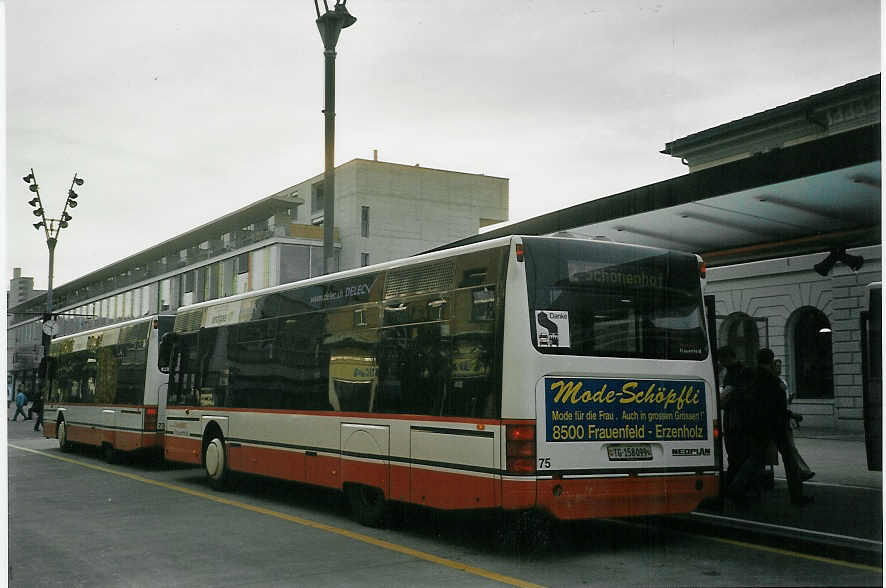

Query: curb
[[659, 509, 883, 567]]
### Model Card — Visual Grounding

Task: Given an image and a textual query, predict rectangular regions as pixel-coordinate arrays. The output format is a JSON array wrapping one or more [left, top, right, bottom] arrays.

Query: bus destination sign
[[544, 376, 707, 442]]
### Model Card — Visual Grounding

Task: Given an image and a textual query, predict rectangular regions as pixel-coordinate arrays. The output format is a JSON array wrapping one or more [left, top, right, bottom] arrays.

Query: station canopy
[[432, 124, 880, 267]]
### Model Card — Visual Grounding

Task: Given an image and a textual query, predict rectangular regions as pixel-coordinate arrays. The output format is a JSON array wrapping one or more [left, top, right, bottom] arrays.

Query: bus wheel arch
[[202, 423, 229, 491], [345, 483, 388, 528]]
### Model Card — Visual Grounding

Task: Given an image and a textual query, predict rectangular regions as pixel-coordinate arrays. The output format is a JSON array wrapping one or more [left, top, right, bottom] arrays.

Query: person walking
[[730, 349, 813, 506], [11, 388, 28, 422], [31, 392, 44, 432], [774, 359, 814, 482]]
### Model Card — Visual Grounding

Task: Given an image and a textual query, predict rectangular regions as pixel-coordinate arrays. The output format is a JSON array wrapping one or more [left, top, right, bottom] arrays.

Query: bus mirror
[[158, 332, 177, 374]]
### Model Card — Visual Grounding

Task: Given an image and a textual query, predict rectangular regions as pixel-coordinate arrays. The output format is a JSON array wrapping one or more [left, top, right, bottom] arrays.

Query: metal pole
[[42, 236, 57, 394], [46, 237, 56, 317], [323, 46, 336, 275]]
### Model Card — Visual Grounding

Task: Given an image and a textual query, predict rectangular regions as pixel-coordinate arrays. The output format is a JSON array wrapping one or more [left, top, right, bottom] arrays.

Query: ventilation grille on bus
[[174, 309, 204, 333], [384, 260, 455, 299]]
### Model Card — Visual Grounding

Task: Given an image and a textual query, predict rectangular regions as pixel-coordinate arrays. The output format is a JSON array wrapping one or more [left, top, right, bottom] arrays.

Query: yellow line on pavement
[[709, 535, 883, 574], [11, 444, 543, 588], [608, 518, 882, 574]]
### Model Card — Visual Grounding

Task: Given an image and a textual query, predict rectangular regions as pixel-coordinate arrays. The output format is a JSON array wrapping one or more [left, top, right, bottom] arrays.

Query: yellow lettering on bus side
[[551, 380, 583, 404]]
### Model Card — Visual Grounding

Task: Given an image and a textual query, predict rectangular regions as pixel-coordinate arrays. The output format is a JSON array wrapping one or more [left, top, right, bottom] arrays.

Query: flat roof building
[[7, 158, 508, 392]]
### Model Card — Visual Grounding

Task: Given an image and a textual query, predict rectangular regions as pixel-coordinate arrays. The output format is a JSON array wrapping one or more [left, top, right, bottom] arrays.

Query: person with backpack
[[11, 387, 28, 422], [727, 349, 814, 506]]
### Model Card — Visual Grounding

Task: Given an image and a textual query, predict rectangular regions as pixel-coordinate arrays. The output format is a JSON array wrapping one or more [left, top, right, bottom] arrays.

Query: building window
[[791, 307, 833, 399], [280, 245, 310, 284], [361, 206, 370, 238], [311, 182, 325, 214], [236, 253, 249, 293], [361, 252, 370, 267]]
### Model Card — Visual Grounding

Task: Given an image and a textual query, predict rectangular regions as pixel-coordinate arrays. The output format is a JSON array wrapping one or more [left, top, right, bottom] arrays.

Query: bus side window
[[168, 333, 199, 406], [445, 287, 497, 418]]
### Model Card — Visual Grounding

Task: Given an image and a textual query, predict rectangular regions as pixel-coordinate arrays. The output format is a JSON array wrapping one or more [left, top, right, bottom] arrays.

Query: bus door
[[154, 316, 176, 440], [861, 283, 881, 471]]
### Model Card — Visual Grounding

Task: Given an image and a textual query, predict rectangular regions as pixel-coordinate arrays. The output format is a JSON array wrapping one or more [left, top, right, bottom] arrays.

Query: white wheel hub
[[205, 439, 224, 479]]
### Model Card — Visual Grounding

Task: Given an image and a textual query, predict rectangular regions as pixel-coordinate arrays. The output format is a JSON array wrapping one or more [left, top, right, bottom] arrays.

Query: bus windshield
[[523, 237, 708, 360]]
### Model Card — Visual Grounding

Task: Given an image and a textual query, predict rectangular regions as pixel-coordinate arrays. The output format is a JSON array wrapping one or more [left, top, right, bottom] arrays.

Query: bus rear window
[[523, 237, 708, 360]]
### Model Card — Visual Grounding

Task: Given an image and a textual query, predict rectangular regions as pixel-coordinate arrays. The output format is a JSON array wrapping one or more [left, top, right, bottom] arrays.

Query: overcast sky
[[4, 0, 881, 290]]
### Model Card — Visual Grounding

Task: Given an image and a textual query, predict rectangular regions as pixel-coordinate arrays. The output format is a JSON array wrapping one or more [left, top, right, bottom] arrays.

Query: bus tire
[[203, 433, 229, 491], [346, 484, 387, 528], [57, 419, 72, 452], [102, 443, 119, 464]]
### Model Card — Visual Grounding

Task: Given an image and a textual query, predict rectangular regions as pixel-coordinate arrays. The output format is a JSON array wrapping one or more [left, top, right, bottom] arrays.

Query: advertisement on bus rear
[[543, 376, 708, 443]]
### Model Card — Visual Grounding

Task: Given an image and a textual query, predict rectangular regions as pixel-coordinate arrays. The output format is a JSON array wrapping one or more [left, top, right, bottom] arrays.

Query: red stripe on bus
[[536, 475, 718, 520], [45, 403, 155, 410], [501, 478, 538, 510], [163, 436, 202, 465], [228, 444, 308, 483], [341, 456, 388, 495], [61, 423, 158, 452], [407, 465, 497, 509]]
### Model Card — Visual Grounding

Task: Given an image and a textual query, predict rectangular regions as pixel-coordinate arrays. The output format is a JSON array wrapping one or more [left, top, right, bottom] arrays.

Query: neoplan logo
[[672, 448, 711, 456]]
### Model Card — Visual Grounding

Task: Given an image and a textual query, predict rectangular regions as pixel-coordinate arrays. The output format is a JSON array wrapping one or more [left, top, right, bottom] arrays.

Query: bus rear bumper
[[535, 473, 719, 520]]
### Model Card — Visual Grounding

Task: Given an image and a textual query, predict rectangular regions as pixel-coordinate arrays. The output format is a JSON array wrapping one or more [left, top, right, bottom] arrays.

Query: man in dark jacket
[[756, 349, 813, 505], [31, 392, 44, 432], [728, 349, 813, 505], [717, 347, 754, 488]]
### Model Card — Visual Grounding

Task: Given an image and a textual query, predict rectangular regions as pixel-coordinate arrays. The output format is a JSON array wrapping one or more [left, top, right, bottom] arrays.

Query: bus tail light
[[698, 259, 707, 278], [515, 243, 525, 262], [144, 406, 158, 431], [506, 424, 536, 474], [712, 418, 723, 469]]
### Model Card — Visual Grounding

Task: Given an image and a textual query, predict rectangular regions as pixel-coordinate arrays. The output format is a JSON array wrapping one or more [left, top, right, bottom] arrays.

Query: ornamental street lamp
[[314, 0, 356, 274], [24, 168, 85, 369]]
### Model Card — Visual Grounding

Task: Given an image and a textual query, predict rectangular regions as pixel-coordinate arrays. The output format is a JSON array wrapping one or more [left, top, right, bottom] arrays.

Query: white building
[[7, 158, 508, 391]]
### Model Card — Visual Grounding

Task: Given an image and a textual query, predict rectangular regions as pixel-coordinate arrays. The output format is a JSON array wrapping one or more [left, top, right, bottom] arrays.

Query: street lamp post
[[314, 0, 356, 275], [24, 168, 85, 374]]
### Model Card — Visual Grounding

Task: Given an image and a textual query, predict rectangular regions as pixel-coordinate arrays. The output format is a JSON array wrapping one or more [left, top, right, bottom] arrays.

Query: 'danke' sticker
[[535, 310, 570, 348]]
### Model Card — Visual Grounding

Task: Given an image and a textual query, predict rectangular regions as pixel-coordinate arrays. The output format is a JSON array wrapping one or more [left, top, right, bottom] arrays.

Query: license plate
[[607, 444, 653, 461]]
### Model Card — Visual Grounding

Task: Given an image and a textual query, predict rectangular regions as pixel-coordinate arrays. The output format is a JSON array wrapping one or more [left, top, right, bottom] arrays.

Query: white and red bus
[[43, 314, 175, 462], [160, 235, 719, 525]]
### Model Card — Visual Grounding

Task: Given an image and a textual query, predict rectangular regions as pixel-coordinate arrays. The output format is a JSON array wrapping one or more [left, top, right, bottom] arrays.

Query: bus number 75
[[538, 457, 551, 469]]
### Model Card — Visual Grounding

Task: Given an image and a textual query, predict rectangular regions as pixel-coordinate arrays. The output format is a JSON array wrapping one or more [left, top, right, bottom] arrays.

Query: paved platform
[[688, 426, 883, 564]]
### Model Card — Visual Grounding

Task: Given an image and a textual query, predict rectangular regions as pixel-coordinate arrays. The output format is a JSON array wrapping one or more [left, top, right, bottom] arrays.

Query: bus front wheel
[[203, 434, 228, 491], [346, 484, 387, 528], [57, 420, 71, 452]]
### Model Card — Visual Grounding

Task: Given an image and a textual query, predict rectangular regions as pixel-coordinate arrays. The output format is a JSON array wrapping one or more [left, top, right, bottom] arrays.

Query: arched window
[[720, 312, 759, 368], [791, 307, 833, 399]]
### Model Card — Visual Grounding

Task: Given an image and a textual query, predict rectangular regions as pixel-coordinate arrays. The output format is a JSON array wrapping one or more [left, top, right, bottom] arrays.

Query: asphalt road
[[8, 422, 882, 587]]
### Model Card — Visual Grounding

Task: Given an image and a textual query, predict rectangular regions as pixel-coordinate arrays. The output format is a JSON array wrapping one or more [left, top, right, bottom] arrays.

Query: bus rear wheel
[[203, 434, 228, 491], [102, 443, 119, 464], [346, 484, 387, 528], [57, 420, 71, 452]]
